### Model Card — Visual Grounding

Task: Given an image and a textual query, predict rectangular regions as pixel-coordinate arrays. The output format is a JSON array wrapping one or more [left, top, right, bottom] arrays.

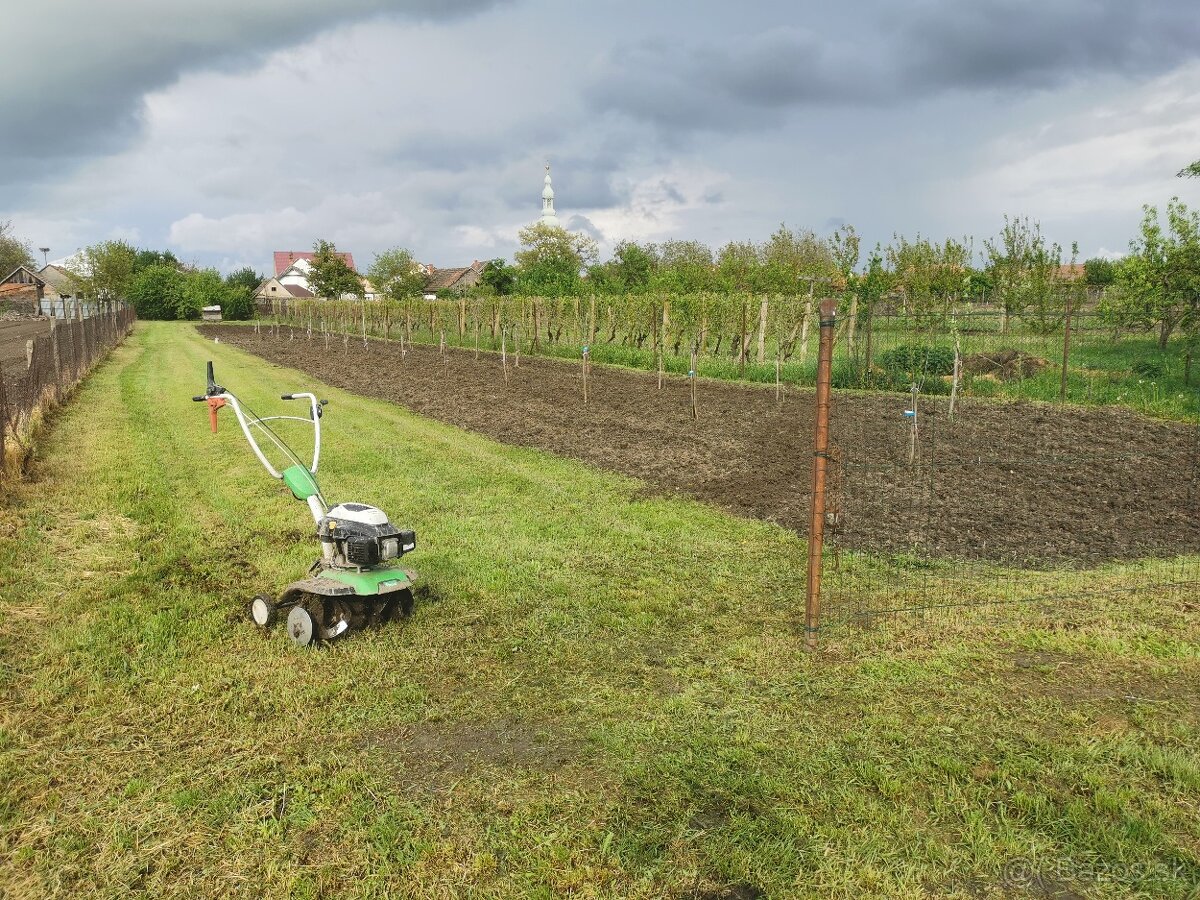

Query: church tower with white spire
[[539, 163, 560, 228]]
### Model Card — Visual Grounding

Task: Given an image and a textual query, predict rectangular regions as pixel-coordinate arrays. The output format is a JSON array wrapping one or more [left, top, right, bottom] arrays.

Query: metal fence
[[0, 303, 135, 477], [809, 306, 1200, 636]]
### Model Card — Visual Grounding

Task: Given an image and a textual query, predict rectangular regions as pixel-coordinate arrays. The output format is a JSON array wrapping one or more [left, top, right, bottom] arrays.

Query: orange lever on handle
[[207, 397, 226, 433]]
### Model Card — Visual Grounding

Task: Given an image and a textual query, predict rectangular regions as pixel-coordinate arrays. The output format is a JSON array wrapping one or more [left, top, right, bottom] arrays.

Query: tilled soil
[[0, 319, 50, 387], [204, 326, 1200, 567]]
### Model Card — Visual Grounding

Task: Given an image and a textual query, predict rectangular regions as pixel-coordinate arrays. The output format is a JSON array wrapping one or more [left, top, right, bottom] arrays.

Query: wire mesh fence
[[816, 318, 1200, 633], [242, 293, 1200, 636], [0, 303, 135, 477]]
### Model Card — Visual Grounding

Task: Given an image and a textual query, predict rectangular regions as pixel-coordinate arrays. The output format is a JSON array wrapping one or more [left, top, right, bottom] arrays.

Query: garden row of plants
[[260, 293, 1200, 420]]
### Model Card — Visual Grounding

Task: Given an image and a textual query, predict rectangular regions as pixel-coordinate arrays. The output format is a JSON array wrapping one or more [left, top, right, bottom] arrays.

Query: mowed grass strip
[[0, 321, 1195, 899]]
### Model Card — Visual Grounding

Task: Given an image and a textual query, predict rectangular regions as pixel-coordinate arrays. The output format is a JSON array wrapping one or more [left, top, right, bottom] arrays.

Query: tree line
[[3, 177, 1196, 350], [0, 233, 261, 321]]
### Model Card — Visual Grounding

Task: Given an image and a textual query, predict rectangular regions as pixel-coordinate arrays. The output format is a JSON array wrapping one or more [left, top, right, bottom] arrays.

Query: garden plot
[[203, 325, 1200, 566]]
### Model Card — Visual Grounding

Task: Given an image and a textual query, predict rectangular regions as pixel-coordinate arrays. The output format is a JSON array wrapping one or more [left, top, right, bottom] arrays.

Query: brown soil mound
[[202, 326, 1200, 567], [963, 348, 1049, 381]]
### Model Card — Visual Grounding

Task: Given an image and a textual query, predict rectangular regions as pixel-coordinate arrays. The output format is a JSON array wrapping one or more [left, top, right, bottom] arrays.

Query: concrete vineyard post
[[756, 296, 768, 365], [739, 298, 747, 377], [949, 335, 961, 420], [805, 298, 837, 651], [582, 345, 590, 405], [1060, 288, 1073, 403], [908, 383, 919, 466], [501, 328, 509, 386]]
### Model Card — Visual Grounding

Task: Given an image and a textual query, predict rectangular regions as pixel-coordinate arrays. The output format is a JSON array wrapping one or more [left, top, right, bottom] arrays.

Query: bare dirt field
[[203, 325, 1200, 567], [0, 319, 50, 385]]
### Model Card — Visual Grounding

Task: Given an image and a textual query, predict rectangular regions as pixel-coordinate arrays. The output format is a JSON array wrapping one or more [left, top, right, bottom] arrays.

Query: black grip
[[192, 396, 207, 402], [281, 394, 294, 400]]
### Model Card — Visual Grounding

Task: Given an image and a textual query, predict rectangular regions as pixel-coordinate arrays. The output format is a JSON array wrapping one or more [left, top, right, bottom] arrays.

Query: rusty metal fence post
[[805, 298, 837, 650]]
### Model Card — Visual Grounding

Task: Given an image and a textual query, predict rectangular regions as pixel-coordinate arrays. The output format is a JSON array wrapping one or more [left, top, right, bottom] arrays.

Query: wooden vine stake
[[948, 335, 961, 420], [474, 320, 480, 360], [689, 349, 698, 421], [361, 302, 369, 352], [658, 298, 669, 389], [775, 348, 782, 402]]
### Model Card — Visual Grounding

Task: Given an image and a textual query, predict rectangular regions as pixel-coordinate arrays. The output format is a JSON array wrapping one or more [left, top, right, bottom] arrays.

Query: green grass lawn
[[1, 321, 1197, 898]]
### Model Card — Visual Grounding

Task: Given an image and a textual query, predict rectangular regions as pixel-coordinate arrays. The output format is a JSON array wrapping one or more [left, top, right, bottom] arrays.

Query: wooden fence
[[0, 303, 135, 477]]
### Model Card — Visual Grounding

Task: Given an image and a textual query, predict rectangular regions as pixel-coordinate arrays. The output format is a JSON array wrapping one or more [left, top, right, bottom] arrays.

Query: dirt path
[[203, 325, 1200, 566]]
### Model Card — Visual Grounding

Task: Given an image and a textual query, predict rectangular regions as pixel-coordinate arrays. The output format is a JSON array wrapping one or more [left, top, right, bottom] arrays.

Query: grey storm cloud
[[0, 0, 505, 186], [586, 1, 1200, 132]]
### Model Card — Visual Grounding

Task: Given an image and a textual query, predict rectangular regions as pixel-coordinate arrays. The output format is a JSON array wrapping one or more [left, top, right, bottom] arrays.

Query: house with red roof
[[273, 250, 356, 276]]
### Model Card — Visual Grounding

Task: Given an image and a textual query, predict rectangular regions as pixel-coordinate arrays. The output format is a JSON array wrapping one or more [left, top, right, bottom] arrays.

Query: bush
[[126, 264, 184, 320], [877, 344, 955, 378]]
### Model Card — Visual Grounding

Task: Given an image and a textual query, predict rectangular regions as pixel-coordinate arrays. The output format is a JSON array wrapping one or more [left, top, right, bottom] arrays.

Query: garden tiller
[[193, 362, 417, 646]]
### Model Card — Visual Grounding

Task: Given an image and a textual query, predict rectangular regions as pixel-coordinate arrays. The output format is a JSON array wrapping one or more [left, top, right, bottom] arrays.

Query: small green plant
[[1131, 359, 1166, 379]]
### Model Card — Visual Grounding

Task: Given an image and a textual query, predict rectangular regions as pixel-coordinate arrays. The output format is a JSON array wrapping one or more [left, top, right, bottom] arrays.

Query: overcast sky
[[3, 0, 1199, 274]]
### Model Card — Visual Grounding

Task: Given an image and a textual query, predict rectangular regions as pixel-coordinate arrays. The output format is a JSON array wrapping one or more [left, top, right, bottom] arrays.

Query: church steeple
[[539, 163, 560, 228]]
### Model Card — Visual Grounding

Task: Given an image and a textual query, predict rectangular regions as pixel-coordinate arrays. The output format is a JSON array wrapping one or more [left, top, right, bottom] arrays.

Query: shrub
[[126, 264, 184, 320], [877, 344, 955, 378], [1131, 359, 1165, 379]]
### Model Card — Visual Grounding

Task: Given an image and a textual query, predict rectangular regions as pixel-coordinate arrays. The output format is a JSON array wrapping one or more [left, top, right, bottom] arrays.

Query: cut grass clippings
[[0, 322, 1196, 898]]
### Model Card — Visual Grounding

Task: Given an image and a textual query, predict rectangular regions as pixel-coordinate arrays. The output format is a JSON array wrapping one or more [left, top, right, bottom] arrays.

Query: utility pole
[[39, 247, 50, 267]]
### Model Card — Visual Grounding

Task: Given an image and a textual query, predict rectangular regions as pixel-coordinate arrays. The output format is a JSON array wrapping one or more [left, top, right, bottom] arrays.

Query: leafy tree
[[651, 240, 714, 293], [177, 269, 227, 320], [1083, 257, 1117, 287], [0, 220, 35, 276], [715, 241, 762, 292], [126, 264, 185, 320], [1178, 159, 1200, 178], [1108, 198, 1200, 348], [70, 240, 138, 301], [133, 248, 180, 273], [963, 269, 993, 301], [607, 240, 659, 293], [481, 258, 517, 296], [760, 224, 834, 293], [307, 239, 364, 300], [514, 223, 597, 296], [887, 234, 973, 319], [222, 267, 262, 320], [983, 217, 1061, 331], [829, 224, 860, 290], [368, 248, 425, 301]]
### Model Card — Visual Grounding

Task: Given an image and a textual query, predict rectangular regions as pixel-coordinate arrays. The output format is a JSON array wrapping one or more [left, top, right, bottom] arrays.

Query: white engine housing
[[325, 502, 391, 527]]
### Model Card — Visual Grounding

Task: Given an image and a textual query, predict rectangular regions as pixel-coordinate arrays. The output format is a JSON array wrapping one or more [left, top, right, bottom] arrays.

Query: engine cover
[[318, 503, 416, 568], [324, 502, 390, 526]]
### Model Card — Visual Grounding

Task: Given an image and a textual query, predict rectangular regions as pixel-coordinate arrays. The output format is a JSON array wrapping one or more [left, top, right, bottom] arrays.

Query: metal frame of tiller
[[193, 361, 417, 646]]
